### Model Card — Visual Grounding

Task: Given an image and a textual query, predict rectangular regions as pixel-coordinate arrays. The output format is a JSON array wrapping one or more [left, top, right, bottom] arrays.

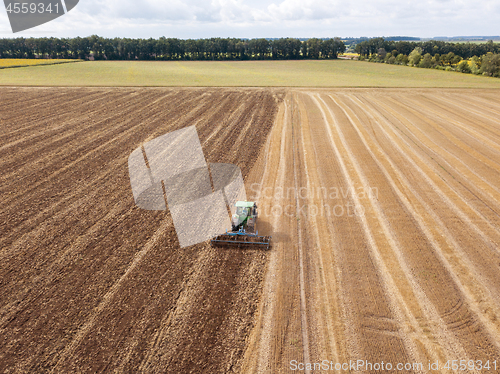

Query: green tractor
[[231, 201, 258, 232], [211, 201, 271, 249]]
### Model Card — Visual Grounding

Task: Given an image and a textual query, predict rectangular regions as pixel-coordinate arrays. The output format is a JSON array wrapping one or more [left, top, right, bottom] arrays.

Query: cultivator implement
[[211, 230, 271, 250]]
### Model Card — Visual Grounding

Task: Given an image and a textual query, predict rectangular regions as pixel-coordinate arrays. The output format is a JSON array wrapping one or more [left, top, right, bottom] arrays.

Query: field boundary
[[0, 60, 84, 70]]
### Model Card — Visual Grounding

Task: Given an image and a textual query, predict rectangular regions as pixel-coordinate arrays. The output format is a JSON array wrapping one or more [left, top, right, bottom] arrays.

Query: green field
[[1, 60, 500, 88]]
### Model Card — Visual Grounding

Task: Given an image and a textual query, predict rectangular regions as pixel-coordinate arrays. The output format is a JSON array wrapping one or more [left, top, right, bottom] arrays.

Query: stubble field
[[247, 88, 500, 373], [1, 87, 500, 373]]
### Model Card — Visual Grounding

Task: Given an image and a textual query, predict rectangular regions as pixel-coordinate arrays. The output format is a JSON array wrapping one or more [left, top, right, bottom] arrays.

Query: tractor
[[211, 201, 271, 249]]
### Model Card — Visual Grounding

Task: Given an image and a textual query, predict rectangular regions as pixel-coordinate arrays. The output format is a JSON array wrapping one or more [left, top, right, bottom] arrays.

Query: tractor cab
[[235, 206, 249, 216], [232, 201, 258, 232]]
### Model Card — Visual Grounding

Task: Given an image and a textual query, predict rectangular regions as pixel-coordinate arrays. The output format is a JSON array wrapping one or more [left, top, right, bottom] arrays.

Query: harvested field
[[2, 87, 500, 373], [246, 88, 500, 373]]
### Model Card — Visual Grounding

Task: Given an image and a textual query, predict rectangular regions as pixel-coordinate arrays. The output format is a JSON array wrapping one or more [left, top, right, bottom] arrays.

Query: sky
[[1, 0, 499, 39]]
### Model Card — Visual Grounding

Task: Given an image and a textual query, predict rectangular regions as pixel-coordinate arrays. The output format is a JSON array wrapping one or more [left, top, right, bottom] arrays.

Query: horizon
[[1, 35, 500, 41]]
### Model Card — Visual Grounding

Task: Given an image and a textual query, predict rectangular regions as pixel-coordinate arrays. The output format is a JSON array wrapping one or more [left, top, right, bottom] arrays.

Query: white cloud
[[267, 0, 344, 21], [0, 0, 499, 38]]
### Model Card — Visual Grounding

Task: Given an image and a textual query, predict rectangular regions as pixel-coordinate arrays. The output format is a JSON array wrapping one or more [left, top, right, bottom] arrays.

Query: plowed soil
[[2, 87, 500, 373], [0, 87, 282, 373]]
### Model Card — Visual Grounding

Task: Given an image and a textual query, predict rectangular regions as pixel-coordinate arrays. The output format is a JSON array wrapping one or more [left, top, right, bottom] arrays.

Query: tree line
[[0, 36, 345, 60], [358, 40, 500, 78], [355, 37, 500, 60]]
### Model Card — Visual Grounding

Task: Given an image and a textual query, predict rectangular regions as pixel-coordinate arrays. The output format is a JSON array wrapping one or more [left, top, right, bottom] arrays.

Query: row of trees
[[365, 47, 500, 77], [0, 36, 345, 60], [355, 37, 500, 60]]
